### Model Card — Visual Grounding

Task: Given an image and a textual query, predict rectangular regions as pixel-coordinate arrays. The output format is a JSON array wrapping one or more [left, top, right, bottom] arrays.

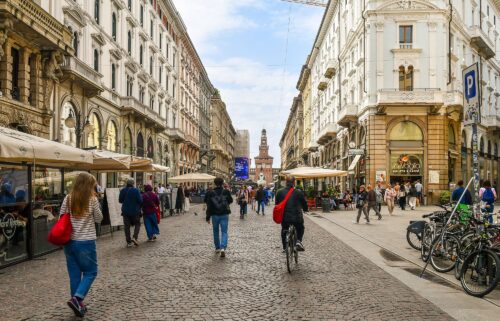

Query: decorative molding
[[91, 33, 106, 46]]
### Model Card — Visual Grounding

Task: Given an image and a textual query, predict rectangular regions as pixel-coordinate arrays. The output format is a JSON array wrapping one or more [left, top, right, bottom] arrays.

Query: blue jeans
[[257, 201, 265, 214], [485, 203, 494, 224], [212, 214, 229, 250], [64, 240, 98, 299], [239, 203, 247, 215], [143, 213, 160, 239]]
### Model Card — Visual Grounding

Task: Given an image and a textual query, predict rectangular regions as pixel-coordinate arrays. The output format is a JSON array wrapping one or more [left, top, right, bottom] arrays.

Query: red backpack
[[273, 188, 294, 224]]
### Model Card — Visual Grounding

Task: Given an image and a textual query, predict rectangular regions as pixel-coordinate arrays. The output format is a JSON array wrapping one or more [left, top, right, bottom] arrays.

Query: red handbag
[[47, 213, 73, 246], [156, 207, 161, 223], [273, 188, 294, 224]]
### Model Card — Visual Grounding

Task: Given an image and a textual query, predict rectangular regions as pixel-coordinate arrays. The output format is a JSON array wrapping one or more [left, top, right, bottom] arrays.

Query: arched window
[[93, 49, 99, 72], [107, 121, 118, 152], [124, 127, 133, 155], [136, 132, 144, 157], [112, 13, 117, 40], [127, 31, 132, 55], [94, 0, 100, 24], [87, 113, 101, 148], [389, 121, 423, 141], [61, 102, 77, 147], [448, 124, 456, 147], [398, 65, 413, 91], [73, 32, 79, 57], [111, 63, 116, 90]]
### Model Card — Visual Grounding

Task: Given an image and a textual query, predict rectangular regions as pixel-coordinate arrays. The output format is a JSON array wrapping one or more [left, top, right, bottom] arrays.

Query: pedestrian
[[175, 183, 184, 214], [397, 183, 407, 210], [250, 187, 256, 210], [355, 185, 370, 224], [408, 183, 418, 210], [415, 180, 423, 206], [394, 182, 401, 208], [375, 182, 384, 213], [141, 184, 160, 241], [59, 172, 103, 317], [451, 180, 473, 205], [367, 184, 382, 220], [205, 177, 233, 257], [237, 185, 249, 219], [384, 184, 397, 215], [480, 180, 497, 224], [256, 185, 266, 215], [119, 178, 143, 247], [184, 185, 191, 213], [404, 181, 411, 206]]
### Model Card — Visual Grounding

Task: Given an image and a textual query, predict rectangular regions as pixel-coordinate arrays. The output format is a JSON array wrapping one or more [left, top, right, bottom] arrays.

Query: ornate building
[[210, 90, 235, 182], [283, 0, 500, 203], [254, 129, 274, 184], [280, 96, 303, 170]]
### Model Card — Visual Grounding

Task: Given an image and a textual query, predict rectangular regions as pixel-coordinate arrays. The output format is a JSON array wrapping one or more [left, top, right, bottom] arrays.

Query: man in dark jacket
[[276, 176, 308, 252], [256, 185, 266, 215], [451, 180, 473, 205], [205, 177, 233, 258], [119, 178, 143, 247]]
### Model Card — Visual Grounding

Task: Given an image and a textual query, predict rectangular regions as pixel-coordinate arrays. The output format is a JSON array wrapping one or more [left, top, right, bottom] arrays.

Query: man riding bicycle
[[276, 175, 308, 252]]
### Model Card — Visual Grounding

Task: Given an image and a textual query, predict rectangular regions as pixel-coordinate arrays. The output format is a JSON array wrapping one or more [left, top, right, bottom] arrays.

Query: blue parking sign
[[464, 69, 477, 102]]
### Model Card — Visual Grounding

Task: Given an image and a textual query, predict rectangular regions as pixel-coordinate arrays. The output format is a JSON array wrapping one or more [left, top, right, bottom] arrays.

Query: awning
[[348, 155, 362, 171], [280, 166, 348, 179], [0, 126, 92, 166], [86, 150, 132, 170], [132, 163, 170, 173], [168, 172, 216, 183]]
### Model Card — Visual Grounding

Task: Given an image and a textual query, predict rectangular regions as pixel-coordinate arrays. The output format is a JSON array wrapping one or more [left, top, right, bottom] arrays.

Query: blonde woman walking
[[384, 184, 397, 215], [59, 173, 103, 317]]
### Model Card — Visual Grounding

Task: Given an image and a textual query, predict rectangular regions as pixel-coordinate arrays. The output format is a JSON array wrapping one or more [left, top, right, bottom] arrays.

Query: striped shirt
[[59, 195, 103, 241]]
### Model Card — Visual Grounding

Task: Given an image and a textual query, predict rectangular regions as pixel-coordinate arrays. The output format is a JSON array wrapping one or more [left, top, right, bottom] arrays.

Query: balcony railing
[[399, 43, 413, 49], [317, 122, 338, 145], [482, 116, 500, 129], [61, 56, 103, 97], [377, 88, 441, 105], [167, 127, 185, 142], [337, 104, 358, 127], [318, 78, 328, 91], [324, 60, 337, 79], [121, 97, 166, 130], [469, 25, 495, 59]]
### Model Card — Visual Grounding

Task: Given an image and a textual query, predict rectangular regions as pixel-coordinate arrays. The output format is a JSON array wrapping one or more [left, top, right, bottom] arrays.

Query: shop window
[[123, 127, 133, 155], [0, 164, 29, 267], [87, 113, 101, 148], [107, 121, 118, 152]]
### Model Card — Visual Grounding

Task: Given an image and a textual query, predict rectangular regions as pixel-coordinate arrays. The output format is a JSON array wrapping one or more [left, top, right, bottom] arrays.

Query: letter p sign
[[464, 69, 477, 102]]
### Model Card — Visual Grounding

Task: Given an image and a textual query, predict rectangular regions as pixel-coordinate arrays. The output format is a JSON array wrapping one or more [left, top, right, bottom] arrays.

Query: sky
[[172, 0, 324, 167]]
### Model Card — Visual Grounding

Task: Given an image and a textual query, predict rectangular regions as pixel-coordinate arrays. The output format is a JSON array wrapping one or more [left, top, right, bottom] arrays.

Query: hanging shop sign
[[348, 149, 365, 156], [390, 154, 422, 176]]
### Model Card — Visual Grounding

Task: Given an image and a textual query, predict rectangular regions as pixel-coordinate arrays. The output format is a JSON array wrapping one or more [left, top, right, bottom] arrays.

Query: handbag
[[156, 206, 161, 223], [47, 197, 73, 246], [273, 188, 294, 224]]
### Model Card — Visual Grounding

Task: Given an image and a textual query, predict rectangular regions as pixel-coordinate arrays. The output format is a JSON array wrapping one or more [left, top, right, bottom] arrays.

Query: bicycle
[[285, 225, 298, 273]]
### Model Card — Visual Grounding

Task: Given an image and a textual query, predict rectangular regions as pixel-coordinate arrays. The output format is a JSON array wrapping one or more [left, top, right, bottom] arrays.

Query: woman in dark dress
[[175, 183, 185, 214]]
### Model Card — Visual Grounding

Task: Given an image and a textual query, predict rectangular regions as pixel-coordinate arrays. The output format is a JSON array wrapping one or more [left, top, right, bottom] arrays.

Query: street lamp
[[64, 109, 94, 148]]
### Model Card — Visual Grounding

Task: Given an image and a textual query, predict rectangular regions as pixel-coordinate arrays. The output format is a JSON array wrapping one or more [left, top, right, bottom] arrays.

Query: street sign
[[462, 63, 481, 218], [462, 63, 480, 125], [348, 149, 364, 156]]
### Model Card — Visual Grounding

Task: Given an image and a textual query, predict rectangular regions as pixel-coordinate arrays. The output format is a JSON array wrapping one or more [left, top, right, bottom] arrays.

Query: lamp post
[[64, 108, 94, 148]]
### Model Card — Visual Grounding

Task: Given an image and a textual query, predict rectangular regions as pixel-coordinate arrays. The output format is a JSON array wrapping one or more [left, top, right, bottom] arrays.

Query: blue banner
[[234, 158, 249, 180]]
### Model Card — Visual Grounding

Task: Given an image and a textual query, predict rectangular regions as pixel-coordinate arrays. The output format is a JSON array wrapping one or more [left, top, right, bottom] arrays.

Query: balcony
[[0, 0, 73, 52], [316, 122, 338, 145], [167, 127, 185, 142], [185, 134, 200, 148], [60, 56, 103, 97], [337, 104, 358, 127], [121, 97, 166, 130], [318, 78, 328, 91], [324, 60, 337, 78], [469, 26, 495, 60], [376, 88, 443, 113], [482, 116, 500, 130]]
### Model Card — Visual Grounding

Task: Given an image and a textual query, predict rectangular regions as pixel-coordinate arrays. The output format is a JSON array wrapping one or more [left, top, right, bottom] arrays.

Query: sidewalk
[[305, 204, 500, 321]]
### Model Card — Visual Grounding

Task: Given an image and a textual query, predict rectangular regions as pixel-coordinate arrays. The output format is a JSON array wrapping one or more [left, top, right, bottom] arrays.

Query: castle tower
[[254, 129, 274, 184]]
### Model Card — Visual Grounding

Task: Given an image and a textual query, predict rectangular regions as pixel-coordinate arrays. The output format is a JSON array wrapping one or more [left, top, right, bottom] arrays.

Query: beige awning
[[84, 150, 132, 170], [168, 172, 216, 183], [280, 166, 348, 179], [0, 126, 92, 166], [132, 163, 170, 173]]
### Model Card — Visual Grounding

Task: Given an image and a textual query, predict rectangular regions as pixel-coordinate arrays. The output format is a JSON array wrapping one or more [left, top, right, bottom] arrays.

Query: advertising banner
[[235, 157, 249, 180]]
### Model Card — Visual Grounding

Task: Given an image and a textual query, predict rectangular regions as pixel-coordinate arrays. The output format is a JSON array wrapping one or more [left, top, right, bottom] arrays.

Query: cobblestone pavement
[[0, 203, 454, 321]]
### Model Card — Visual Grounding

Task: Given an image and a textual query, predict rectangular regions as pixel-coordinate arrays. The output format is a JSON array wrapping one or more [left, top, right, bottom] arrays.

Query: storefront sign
[[391, 154, 422, 176], [0, 213, 24, 240], [376, 170, 386, 182], [348, 149, 365, 156]]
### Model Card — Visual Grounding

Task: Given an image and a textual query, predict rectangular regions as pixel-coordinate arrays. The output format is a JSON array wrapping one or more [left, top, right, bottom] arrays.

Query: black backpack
[[210, 189, 229, 214]]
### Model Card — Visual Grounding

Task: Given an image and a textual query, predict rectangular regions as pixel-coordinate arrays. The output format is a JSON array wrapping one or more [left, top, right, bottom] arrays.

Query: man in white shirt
[[158, 184, 166, 194], [415, 180, 423, 206]]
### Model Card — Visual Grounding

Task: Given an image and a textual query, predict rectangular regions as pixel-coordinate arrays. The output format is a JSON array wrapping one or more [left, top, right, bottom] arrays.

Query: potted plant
[[306, 185, 316, 208]]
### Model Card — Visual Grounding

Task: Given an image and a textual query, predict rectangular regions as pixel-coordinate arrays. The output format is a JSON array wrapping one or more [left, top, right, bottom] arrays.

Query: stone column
[[18, 48, 31, 104]]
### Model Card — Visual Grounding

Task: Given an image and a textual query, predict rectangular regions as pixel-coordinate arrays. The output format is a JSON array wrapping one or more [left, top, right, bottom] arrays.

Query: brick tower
[[254, 129, 274, 184]]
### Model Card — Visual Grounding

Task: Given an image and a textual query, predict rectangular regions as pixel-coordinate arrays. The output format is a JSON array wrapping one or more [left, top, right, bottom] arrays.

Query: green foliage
[[439, 190, 451, 205], [305, 185, 316, 199]]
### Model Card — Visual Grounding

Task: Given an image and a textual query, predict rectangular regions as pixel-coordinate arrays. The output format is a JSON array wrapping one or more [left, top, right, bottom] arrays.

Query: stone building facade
[[280, 96, 303, 170], [254, 129, 274, 184], [210, 90, 235, 182], [235, 129, 250, 159], [282, 0, 500, 203]]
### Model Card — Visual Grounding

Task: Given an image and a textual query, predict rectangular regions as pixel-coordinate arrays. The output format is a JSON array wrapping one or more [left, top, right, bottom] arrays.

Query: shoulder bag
[[273, 188, 294, 224]]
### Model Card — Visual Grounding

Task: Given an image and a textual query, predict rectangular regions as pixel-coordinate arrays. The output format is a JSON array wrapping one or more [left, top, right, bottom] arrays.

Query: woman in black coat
[[175, 183, 185, 214]]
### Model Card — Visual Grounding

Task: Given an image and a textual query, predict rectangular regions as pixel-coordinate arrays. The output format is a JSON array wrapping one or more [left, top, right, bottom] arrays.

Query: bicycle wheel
[[406, 229, 422, 251], [421, 224, 433, 262], [293, 231, 298, 265], [286, 232, 294, 273], [430, 235, 460, 273], [461, 249, 500, 297]]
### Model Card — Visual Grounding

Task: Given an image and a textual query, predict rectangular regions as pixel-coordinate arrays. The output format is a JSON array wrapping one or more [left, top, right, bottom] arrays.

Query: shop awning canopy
[[0, 126, 93, 166], [168, 172, 216, 183], [131, 163, 170, 173], [280, 166, 348, 179], [85, 150, 133, 170]]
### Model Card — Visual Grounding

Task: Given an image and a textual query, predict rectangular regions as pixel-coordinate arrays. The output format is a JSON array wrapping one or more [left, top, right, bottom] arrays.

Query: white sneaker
[[220, 249, 226, 258]]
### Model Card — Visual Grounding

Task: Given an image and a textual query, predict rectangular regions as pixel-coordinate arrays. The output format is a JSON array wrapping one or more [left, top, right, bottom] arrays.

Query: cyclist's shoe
[[296, 241, 305, 252], [220, 249, 226, 257]]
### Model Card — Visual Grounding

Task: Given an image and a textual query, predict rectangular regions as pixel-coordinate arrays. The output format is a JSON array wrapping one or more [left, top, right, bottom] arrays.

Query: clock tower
[[254, 129, 274, 184]]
